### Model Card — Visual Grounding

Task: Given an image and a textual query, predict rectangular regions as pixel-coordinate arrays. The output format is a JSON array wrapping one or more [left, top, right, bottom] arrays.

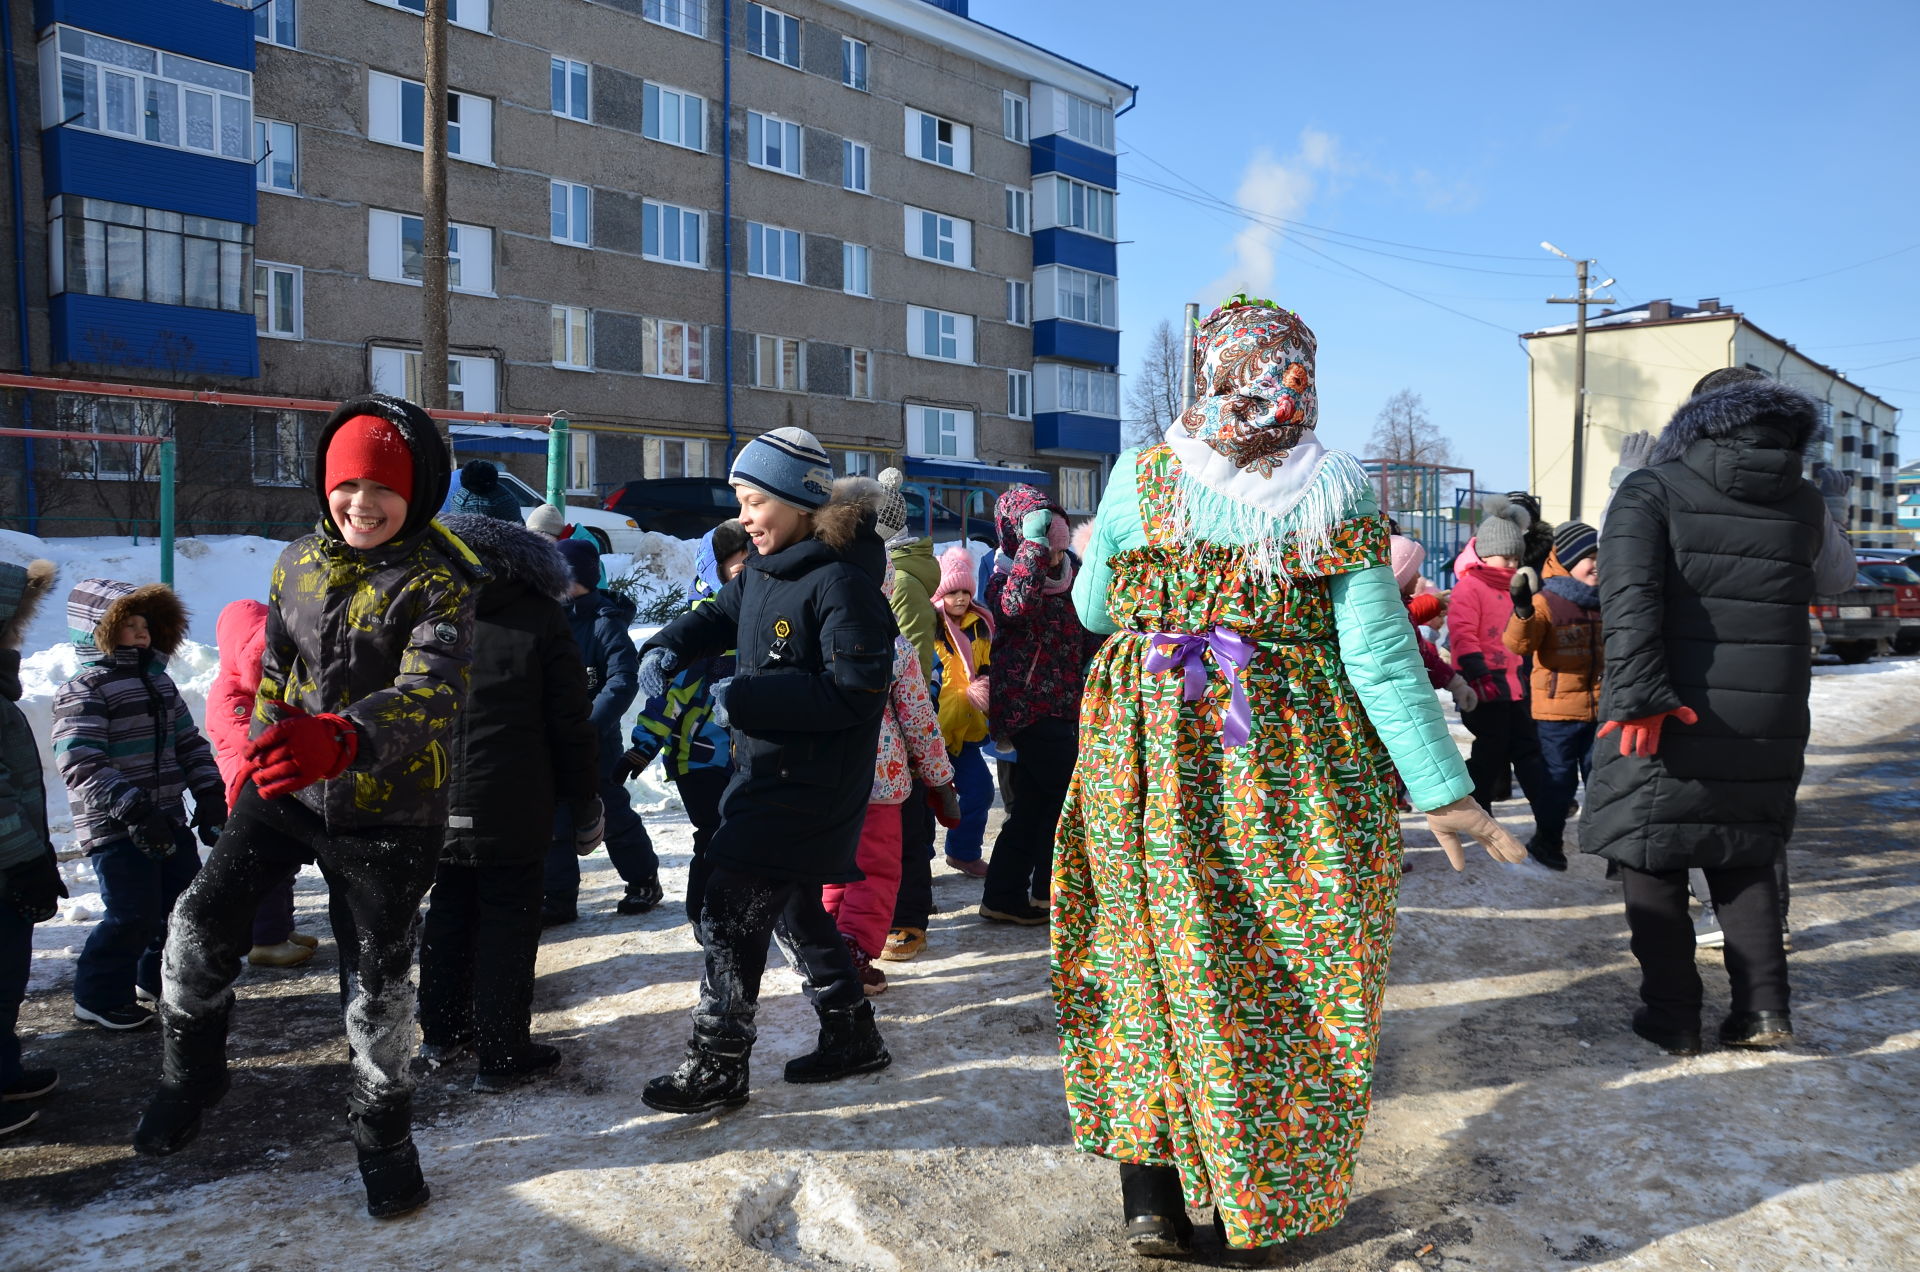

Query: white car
[[488, 470, 647, 555]]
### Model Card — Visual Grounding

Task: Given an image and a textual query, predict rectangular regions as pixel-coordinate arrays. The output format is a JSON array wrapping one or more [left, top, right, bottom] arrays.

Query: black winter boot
[[642, 1038, 751, 1114], [783, 1000, 891, 1085], [132, 1011, 231, 1157], [348, 1097, 430, 1220], [1119, 1162, 1193, 1257]]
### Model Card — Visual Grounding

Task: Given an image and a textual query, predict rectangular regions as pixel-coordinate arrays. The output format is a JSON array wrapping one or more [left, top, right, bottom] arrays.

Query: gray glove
[[572, 797, 605, 856], [1812, 463, 1853, 522], [1608, 431, 1657, 489], [636, 647, 679, 702], [710, 676, 735, 730]]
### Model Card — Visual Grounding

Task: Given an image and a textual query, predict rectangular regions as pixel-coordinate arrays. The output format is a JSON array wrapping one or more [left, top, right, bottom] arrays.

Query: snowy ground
[[5, 530, 1920, 1270]]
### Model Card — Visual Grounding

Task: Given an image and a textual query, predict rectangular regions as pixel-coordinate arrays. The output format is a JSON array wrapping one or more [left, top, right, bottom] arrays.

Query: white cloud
[[1197, 129, 1340, 306]]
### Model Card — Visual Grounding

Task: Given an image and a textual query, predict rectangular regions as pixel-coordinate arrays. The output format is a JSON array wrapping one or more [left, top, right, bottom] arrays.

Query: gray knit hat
[[729, 427, 834, 511], [1476, 494, 1531, 561]]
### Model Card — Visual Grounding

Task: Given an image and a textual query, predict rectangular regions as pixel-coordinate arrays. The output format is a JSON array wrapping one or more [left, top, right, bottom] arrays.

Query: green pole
[[159, 437, 176, 588], [545, 413, 569, 511]]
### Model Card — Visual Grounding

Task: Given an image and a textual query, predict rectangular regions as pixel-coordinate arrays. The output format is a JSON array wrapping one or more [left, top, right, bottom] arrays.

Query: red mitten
[[1407, 593, 1445, 627], [925, 783, 963, 829], [1597, 706, 1698, 758], [245, 704, 359, 799]]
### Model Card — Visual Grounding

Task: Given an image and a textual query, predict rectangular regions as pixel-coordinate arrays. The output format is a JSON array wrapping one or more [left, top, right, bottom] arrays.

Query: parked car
[[443, 470, 645, 555], [1810, 576, 1900, 664], [1856, 557, 1920, 654], [1856, 548, 1920, 575], [601, 477, 998, 545]]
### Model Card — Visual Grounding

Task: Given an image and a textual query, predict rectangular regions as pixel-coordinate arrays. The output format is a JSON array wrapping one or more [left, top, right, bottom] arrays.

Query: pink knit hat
[[1389, 535, 1426, 591], [932, 544, 976, 602]]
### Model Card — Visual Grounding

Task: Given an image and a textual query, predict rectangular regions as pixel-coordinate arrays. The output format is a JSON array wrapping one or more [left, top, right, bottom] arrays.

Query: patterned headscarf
[[1178, 296, 1318, 477]]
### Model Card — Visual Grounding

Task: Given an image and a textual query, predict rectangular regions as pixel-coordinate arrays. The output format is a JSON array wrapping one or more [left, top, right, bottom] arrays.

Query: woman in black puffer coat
[[1582, 371, 1855, 1056], [419, 513, 599, 1091]]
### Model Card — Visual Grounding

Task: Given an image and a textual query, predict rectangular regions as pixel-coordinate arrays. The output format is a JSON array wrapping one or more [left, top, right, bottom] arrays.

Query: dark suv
[[1857, 556, 1920, 653], [1811, 575, 1900, 663]]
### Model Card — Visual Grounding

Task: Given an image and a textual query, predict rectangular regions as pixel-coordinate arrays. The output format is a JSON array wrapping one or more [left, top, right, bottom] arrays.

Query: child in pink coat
[[1449, 499, 1554, 818]]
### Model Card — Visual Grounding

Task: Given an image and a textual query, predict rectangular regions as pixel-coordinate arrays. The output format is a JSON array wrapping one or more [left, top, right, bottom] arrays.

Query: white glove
[[1423, 796, 1527, 870], [1445, 674, 1480, 715]]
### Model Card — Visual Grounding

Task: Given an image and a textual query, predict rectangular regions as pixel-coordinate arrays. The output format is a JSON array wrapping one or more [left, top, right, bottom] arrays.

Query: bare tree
[[1123, 319, 1182, 449], [1366, 389, 1456, 514]]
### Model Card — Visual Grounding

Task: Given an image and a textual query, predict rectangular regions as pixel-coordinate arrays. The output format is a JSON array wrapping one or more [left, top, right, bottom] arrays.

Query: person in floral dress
[[1053, 297, 1525, 1254]]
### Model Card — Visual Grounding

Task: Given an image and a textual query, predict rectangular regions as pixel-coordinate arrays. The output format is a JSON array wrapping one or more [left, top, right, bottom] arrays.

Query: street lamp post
[[1543, 242, 1615, 520]]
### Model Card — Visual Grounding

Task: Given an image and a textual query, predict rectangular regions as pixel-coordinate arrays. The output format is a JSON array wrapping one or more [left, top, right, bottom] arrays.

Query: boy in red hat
[[134, 396, 482, 1221]]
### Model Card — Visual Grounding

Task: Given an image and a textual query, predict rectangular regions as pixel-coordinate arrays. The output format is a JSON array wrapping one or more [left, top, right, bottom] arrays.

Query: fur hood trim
[[68, 579, 188, 657], [812, 494, 878, 552], [441, 512, 571, 602], [0, 558, 56, 650], [1649, 377, 1821, 467]]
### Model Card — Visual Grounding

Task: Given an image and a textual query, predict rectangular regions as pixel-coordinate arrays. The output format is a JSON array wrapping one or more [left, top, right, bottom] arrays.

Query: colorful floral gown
[[1053, 445, 1446, 1248]]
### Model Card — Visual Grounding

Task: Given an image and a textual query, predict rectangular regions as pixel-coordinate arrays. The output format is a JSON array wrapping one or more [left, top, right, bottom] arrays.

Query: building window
[[550, 57, 589, 121], [908, 405, 975, 460], [368, 210, 493, 294], [1066, 93, 1114, 150], [848, 348, 872, 400], [906, 107, 970, 171], [1005, 186, 1030, 235], [1059, 467, 1095, 514], [645, 435, 710, 479], [370, 347, 498, 412], [1039, 264, 1118, 328], [754, 334, 802, 390], [368, 72, 492, 164], [370, 0, 489, 32], [255, 0, 297, 48], [642, 316, 705, 380], [746, 222, 803, 284], [644, 82, 706, 151], [49, 197, 252, 313], [643, 200, 705, 267], [251, 410, 316, 487], [1006, 279, 1029, 327], [42, 27, 252, 162], [550, 180, 591, 246], [842, 37, 868, 91], [843, 243, 871, 297], [836, 448, 878, 477], [747, 110, 803, 177], [642, 0, 703, 36], [905, 206, 971, 268], [843, 139, 870, 193], [253, 262, 301, 339], [746, 3, 800, 68], [568, 430, 596, 493], [57, 398, 168, 481], [1041, 363, 1121, 417], [1048, 175, 1116, 239], [551, 304, 590, 369], [254, 118, 297, 193], [1007, 369, 1031, 420], [1003, 92, 1028, 144], [906, 306, 974, 364]]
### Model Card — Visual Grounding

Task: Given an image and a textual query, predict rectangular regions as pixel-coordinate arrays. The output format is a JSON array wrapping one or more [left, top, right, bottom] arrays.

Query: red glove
[[1468, 675, 1500, 702], [925, 783, 963, 829], [1598, 706, 1698, 758], [245, 704, 359, 799]]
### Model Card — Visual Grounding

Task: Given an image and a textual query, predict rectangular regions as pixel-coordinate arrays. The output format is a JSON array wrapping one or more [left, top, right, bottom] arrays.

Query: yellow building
[[1523, 300, 1903, 545]]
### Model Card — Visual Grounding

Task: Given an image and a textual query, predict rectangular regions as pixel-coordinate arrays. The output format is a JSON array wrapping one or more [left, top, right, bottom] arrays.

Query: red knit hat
[[323, 414, 414, 497]]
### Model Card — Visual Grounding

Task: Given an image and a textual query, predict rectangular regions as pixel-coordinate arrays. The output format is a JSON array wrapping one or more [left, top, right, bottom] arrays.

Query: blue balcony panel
[[1033, 412, 1120, 455], [45, 131, 257, 224], [1030, 134, 1117, 189], [1033, 319, 1119, 367], [36, 0, 254, 69], [52, 294, 259, 378], [1033, 228, 1116, 276]]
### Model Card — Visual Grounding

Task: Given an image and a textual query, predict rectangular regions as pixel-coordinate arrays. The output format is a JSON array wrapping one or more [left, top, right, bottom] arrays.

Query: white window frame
[[49, 197, 252, 313], [56, 398, 168, 481], [643, 81, 706, 152], [1037, 264, 1118, 329], [643, 200, 705, 269], [905, 106, 970, 172], [42, 27, 253, 164], [842, 139, 870, 194], [254, 117, 297, 193], [255, 0, 297, 48], [746, 221, 803, 284], [567, 430, 597, 494], [1066, 93, 1115, 150], [836, 447, 879, 477], [843, 242, 871, 297], [368, 209, 494, 295], [746, 110, 803, 177], [1039, 363, 1121, 418], [754, 334, 803, 391], [1041, 173, 1117, 240], [642, 0, 703, 38], [368, 0, 489, 33], [641, 316, 706, 381], [550, 57, 589, 122], [906, 305, 974, 365], [253, 261, 301, 340], [1059, 467, 1096, 515], [848, 348, 873, 400], [550, 180, 591, 247], [644, 435, 711, 479], [368, 71, 492, 165], [370, 347, 498, 412], [1005, 185, 1030, 235], [1006, 279, 1029, 327], [551, 303, 591, 370], [1007, 369, 1031, 421], [841, 36, 868, 91], [904, 205, 972, 269], [1003, 92, 1028, 144], [251, 410, 315, 488], [907, 404, 976, 461], [746, 3, 801, 69]]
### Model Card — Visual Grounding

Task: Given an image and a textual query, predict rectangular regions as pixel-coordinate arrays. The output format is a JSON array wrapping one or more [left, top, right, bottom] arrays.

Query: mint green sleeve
[[1070, 448, 1147, 637], [1330, 563, 1471, 811]]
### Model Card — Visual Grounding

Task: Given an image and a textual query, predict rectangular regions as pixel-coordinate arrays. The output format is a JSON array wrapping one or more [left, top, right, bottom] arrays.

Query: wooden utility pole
[[421, 0, 450, 411], [1544, 244, 1614, 520]]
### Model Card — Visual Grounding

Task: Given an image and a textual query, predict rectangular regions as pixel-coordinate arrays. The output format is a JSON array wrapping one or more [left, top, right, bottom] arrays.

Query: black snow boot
[[348, 1096, 430, 1220], [783, 1000, 891, 1085], [132, 1011, 231, 1157], [642, 1038, 751, 1114], [1120, 1162, 1193, 1257]]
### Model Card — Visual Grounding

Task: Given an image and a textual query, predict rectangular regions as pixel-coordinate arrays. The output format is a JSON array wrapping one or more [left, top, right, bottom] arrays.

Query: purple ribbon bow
[[1140, 627, 1257, 749]]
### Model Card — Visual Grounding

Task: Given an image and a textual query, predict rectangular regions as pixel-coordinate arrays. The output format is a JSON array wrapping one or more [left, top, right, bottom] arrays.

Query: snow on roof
[[1526, 301, 1726, 338]]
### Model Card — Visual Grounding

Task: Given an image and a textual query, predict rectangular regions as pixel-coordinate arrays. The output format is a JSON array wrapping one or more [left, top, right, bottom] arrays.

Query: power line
[[1803, 334, 1920, 350], [1717, 243, 1920, 296]]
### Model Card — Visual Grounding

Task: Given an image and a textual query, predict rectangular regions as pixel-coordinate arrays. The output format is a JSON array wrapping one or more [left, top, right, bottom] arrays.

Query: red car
[[1857, 556, 1920, 654]]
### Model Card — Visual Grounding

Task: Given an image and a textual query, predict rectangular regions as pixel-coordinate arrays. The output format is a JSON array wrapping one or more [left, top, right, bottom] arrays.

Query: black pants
[[1621, 862, 1788, 1027], [891, 778, 936, 931], [544, 774, 659, 909], [418, 859, 543, 1068], [983, 718, 1077, 912], [676, 767, 731, 930], [161, 785, 441, 1108], [1462, 699, 1554, 815], [692, 863, 862, 1050]]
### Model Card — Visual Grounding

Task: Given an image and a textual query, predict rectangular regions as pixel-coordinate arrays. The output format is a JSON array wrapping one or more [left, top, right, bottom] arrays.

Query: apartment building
[[0, 0, 1134, 534], [1523, 299, 1903, 546]]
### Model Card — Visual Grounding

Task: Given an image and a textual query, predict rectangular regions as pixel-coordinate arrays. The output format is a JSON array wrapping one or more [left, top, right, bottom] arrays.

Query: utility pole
[[421, 0, 450, 412], [1543, 242, 1614, 520], [1177, 302, 1200, 412]]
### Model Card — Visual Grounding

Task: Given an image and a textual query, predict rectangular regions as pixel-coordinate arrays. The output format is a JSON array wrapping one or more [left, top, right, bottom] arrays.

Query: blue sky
[[973, 0, 1920, 490]]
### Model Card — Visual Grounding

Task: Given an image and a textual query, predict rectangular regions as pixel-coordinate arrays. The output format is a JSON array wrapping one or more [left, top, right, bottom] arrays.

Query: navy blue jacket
[[566, 587, 638, 783]]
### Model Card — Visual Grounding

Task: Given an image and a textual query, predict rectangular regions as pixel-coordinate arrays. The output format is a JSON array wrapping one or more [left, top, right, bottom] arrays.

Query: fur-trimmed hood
[[1648, 377, 1821, 467], [810, 492, 887, 584], [0, 558, 56, 650], [66, 578, 188, 659], [440, 512, 571, 606]]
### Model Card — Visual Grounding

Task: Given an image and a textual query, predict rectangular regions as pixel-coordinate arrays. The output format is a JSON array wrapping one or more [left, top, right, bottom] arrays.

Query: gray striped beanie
[[729, 427, 834, 511]]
